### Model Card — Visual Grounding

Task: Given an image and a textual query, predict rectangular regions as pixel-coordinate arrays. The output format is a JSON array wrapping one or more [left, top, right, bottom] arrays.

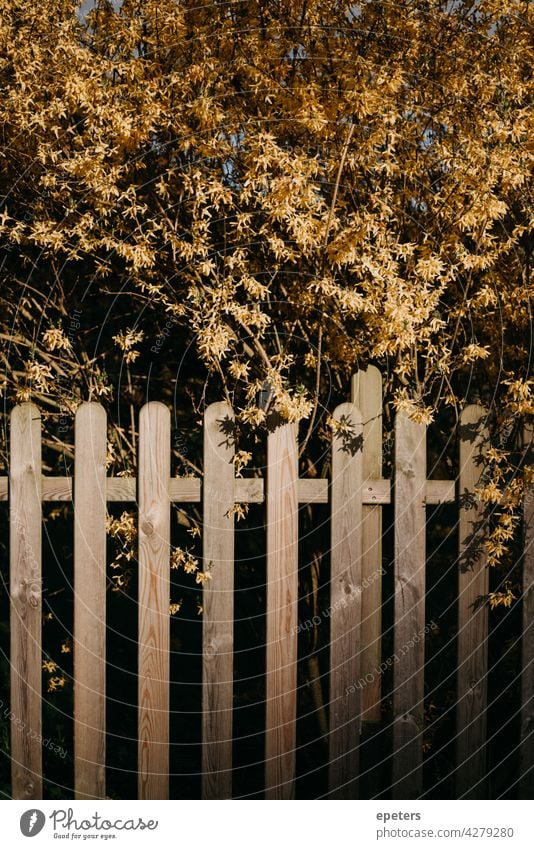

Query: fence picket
[[138, 402, 171, 799], [202, 401, 235, 799], [352, 367, 383, 722], [10, 403, 43, 800], [392, 412, 426, 799], [328, 402, 363, 798], [520, 425, 533, 798], [457, 404, 489, 798], [265, 419, 298, 799], [4, 379, 529, 801], [74, 403, 107, 799]]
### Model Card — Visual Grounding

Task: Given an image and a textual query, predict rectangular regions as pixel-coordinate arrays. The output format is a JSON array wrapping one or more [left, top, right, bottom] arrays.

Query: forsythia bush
[[0, 0, 532, 571]]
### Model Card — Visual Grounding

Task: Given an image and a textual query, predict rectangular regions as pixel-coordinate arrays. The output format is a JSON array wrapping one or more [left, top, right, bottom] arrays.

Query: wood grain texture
[[328, 403, 363, 798], [202, 402, 235, 799], [108, 477, 200, 502], [167, 478, 201, 503], [456, 405, 489, 799], [10, 403, 43, 799], [426, 480, 455, 504], [138, 402, 171, 799], [352, 367, 383, 721], [107, 478, 136, 501], [74, 403, 107, 800], [298, 478, 328, 503], [41, 476, 73, 501], [0, 475, 454, 506], [392, 412, 426, 799], [265, 419, 298, 799], [521, 424, 534, 798], [235, 478, 263, 503]]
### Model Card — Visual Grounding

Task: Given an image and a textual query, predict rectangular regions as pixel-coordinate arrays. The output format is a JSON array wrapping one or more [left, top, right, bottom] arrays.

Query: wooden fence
[[1, 367, 533, 800]]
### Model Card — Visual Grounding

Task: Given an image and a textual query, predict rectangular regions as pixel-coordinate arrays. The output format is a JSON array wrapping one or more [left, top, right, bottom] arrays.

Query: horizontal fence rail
[[1, 374, 532, 800]]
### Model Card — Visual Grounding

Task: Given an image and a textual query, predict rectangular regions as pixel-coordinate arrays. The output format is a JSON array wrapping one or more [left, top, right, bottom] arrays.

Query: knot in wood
[[141, 520, 154, 536], [20, 577, 41, 606], [28, 588, 41, 608]]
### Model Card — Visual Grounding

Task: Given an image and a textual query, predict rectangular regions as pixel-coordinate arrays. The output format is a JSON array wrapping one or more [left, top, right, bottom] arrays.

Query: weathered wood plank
[[138, 402, 171, 799], [265, 419, 299, 799], [42, 476, 73, 501], [392, 412, 426, 799], [297, 478, 328, 504], [0, 477, 76, 501], [426, 479, 455, 504], [168, 478, 201, 503], [74, 403, 107, 800], [352, 367, 383, 721], [328, 403, 363, 798], [456, 404, 489, 799], [360, 479, 388, 505], [10, 403, 43, 799], [109, 477, 201, 503], [110, 477, 200, 502], [107, 478, 136, 501], [235, 477, 263, 503], [202, 402, 235, 799], [520, 425, 534, 799], [0, 475, 454, 506]]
